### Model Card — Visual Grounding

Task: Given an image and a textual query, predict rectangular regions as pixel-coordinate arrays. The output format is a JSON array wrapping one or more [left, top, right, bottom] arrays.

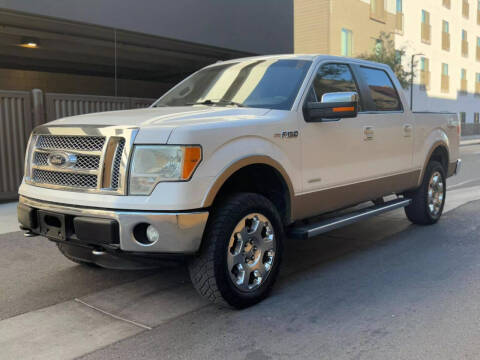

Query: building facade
[[295, 0, 480, 128], [395, 0, 480, 126], [294, 0, 397, 57]]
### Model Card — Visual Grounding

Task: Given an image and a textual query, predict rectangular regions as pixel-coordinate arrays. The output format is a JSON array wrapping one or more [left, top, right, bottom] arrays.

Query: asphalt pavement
[[1, 145, 480, 360]]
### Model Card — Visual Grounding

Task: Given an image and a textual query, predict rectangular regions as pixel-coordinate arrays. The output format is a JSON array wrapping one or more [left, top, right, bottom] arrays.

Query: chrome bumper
[[19, 196, 208, 254]]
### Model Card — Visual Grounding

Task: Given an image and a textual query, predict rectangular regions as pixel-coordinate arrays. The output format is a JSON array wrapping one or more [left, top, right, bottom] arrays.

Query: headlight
[[128, 145, 202, 195], [24, 134, 37, 179]]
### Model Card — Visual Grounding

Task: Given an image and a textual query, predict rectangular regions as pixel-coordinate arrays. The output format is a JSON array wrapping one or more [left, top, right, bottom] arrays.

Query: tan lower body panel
[[291, 170, 421, 221]]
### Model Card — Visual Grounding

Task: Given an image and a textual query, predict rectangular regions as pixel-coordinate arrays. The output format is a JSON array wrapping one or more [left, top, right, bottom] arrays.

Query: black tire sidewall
[[211, 194, 284, 308]]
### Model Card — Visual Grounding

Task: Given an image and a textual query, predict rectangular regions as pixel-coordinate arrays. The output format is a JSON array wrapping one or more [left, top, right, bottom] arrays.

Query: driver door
[[300, 62, 376, 193]]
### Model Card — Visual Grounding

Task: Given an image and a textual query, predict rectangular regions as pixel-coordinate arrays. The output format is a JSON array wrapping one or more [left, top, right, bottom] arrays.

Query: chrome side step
[[288, 198, 412, 240]]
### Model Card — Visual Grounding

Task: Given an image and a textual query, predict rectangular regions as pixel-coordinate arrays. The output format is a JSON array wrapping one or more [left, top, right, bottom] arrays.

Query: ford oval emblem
[[47, 152, 77, 168]]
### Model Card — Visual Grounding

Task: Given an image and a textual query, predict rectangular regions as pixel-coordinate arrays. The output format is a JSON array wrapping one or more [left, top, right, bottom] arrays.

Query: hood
[[47, 106, 271, 144], [49, 106, 271, 128]]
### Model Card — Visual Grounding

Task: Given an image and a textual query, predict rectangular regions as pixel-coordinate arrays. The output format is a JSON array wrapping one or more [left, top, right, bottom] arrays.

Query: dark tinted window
[[359, 67, 402, 111], [311, 64, 359, 102]]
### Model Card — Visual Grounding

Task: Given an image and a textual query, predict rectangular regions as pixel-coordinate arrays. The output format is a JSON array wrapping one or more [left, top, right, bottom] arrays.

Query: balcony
[[421, 23, 431, 44], [463, 1, 469, 18], [396, 12, 404, 32], [460, 79, 468, 94], [442, 32, 450, 51], [462, 40, 469, 57], [370, 2, 385, 22], [441, 75, 450, 93], [420, 71, 430, 90]]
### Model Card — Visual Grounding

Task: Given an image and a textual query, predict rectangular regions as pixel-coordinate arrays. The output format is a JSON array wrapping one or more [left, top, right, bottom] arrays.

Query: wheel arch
[[417, 141, 449, 186], [202, 156, 295, 225]]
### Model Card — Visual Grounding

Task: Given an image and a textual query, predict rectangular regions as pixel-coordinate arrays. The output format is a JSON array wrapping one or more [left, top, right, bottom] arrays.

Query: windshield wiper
[[188, 99, 244, 107]]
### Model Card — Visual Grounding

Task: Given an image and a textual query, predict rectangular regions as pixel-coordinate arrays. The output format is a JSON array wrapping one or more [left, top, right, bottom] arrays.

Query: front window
[[154, 59, 312, 110]]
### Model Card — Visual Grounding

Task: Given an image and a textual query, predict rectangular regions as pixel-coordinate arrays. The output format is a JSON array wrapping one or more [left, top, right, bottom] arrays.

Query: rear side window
[[359, 67, 402, 111], [311, 63, 359, 102]]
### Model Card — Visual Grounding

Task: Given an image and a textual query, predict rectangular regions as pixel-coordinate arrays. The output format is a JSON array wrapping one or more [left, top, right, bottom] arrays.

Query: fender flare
[[202, 155, 295, 221], [417, 141, 449, 186]]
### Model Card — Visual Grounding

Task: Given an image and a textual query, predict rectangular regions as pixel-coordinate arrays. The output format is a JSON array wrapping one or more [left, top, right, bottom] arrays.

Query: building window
[[396, 0, 404, 32], [341, 29, 353, 57], [477, 37, 480, 61], [475, 112, 480, 123], [371, 0, 386, 22], [395, 50, 402, 64], [375, 38, 383, 55], [443, 0, 451, 8], [442, 20, 450, 51], [460, 112, 467, 123], [475, 73, 480, 95], [463, 0, 470, 18], [461, 69, 468, 93], [420, 57, 430, 90], [462, 30, 469, 57], [421, 10, 431, 44], [441, 63, 449, 93], [478, 0, 480, 24]]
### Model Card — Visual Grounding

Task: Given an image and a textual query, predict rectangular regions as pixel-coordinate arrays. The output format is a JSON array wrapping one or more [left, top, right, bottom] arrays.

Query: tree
[[358, 32, 413, 89]]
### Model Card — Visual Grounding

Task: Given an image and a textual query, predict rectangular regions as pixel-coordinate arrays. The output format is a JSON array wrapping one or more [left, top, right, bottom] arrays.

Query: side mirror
[[304, 91, 359, 122]]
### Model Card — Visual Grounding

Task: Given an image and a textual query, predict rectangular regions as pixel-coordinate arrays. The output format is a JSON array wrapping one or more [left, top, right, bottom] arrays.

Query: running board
[[288, 198, 412, 240]]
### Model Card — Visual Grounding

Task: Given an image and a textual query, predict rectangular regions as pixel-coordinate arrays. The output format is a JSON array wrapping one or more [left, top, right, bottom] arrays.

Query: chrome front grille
[[32, 169, 98, 188], [37, 135, 105, 151], [26, 126, 138, 194], [33, 152, 101, 170]]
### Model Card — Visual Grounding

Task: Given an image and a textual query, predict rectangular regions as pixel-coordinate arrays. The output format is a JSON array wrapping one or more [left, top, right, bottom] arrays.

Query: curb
[[460, 139, 480, 146]]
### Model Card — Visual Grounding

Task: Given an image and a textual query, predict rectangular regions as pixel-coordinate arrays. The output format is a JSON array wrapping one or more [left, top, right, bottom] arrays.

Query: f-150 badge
[[274, 131, 299, 139]]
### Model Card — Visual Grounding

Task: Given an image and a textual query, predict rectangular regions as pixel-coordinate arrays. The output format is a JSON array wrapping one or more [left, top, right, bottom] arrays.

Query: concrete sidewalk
[[0, 202, 19, 235]]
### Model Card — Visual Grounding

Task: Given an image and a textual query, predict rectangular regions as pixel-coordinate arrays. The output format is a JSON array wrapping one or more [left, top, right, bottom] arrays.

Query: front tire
[[188, 193, 284, 309], [404, 161, 446, 225]]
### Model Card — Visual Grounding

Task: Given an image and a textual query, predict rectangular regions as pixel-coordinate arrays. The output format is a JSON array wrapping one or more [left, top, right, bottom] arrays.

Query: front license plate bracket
[[38, 210, 67, 241]]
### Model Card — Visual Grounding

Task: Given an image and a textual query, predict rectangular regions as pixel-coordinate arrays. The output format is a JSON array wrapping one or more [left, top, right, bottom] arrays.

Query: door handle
[[364, 126, 375, 141], [403, 124, 413, 137]]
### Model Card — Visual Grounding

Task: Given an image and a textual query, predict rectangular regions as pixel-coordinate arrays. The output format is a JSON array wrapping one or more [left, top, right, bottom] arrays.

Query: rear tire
[[404, 161, 446, 225], [188, 193, 284, 309]]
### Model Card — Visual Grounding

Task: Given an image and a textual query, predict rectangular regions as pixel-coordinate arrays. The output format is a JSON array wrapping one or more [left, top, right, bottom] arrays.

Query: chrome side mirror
[[304, 91, 359, 122]]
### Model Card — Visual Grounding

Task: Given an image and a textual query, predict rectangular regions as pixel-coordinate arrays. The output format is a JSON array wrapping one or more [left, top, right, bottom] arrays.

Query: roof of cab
[[211, 54, 390, 71]]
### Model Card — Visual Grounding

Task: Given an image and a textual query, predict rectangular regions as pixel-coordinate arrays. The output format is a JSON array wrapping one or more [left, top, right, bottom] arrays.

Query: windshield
[[154, 59, 312, 110]]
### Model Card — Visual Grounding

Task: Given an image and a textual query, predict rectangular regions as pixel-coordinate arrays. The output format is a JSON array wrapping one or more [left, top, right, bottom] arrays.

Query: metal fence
[[0, 90, 33, 200], [0, 89, 154, 201]]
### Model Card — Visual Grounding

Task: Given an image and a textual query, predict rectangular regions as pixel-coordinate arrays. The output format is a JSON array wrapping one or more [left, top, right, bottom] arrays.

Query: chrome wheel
[[427, 171, 444, 217], [227, 213, 276, 292]]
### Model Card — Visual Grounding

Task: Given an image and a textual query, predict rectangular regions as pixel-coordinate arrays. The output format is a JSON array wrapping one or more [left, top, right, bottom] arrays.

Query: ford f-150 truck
[[18, 55, 461, 308]]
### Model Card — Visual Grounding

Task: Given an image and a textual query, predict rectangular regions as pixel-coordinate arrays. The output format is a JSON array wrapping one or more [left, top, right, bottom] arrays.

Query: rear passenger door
[[355, 66, 413, 179]]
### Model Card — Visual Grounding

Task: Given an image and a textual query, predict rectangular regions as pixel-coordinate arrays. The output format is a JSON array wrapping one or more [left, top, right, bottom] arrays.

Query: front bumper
[[18, 196, 209, 254]]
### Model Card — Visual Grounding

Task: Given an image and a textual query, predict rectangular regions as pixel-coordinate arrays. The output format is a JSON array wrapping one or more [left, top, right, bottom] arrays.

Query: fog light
[[146, 225, 160, 243]]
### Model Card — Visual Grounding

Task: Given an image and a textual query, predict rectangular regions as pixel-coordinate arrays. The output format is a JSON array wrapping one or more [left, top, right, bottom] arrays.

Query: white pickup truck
[[18, 55, 460, 308]]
